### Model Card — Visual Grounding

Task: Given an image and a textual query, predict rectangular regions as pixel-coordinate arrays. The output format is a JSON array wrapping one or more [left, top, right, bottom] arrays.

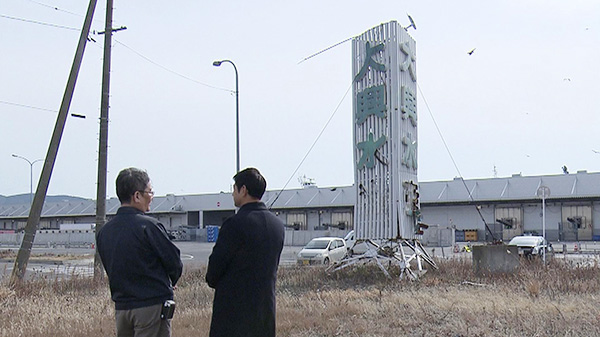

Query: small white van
[[296, 237, 347, 265]]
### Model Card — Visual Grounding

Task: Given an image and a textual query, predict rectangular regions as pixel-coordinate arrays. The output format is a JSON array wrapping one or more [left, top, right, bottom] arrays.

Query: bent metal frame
[[333, 21, 437, 279]]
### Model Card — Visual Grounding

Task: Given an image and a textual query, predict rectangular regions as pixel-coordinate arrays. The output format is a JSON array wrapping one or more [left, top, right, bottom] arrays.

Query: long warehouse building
[[1, 171, 599, 245]]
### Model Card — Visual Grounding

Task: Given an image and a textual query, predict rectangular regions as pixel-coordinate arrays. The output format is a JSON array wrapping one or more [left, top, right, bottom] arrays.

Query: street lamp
[[213, 59, 240, 173], [537, 185, 551, 264], [11, 154, 44, 206]]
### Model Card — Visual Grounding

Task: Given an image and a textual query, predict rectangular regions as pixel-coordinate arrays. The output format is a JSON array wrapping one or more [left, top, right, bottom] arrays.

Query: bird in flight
[[467, 48, 476, 55]]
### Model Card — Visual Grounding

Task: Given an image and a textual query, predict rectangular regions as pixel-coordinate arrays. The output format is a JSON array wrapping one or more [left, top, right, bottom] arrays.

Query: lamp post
[[11, 154, 44, 206], [213, 59, 240, 173], [537, 185, 550, 264]]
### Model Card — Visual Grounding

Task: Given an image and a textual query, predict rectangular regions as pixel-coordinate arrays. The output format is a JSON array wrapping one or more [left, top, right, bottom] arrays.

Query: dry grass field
[[0, 258, 599, 336]]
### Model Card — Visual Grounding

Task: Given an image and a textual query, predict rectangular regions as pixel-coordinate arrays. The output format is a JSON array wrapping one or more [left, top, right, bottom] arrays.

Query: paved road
[[0, 242, 305, 280], [175, 242, 304, 268], [1, 241, 598, 280]]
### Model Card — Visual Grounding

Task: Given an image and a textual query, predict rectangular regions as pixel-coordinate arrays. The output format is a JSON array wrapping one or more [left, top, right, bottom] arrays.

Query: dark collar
[[116, 206, 144, 215], [238, 201, 267, 213]]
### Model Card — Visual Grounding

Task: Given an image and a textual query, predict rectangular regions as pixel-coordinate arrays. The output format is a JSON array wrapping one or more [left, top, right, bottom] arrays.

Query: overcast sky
[[2, 0, 599, 199]]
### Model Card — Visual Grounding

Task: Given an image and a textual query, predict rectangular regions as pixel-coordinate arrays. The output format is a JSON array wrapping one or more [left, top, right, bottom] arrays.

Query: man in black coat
[[206, 168, 285, 337]]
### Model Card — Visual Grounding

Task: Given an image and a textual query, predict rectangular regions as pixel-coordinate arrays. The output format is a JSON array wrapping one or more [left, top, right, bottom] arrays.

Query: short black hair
[[233, 167, 266, 199], [116, 168, 150, 203]]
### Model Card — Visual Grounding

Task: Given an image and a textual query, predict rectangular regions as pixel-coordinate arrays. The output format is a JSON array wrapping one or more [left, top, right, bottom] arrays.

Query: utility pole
[[10, 0, 98, 285], [94, 0, 125, 279], [93, 0, 113, 280]]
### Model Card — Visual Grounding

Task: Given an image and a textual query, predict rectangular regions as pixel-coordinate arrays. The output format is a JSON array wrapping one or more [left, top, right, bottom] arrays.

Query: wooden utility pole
[[94, 0, 114, 279], [10, 0, 98, 285]]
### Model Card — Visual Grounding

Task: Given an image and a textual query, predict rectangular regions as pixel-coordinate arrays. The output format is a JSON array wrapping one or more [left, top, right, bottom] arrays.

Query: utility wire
[[24, 0, 114, 27], [0, 100, 57, 113], [269, 82, 353, 209], [0, 12, 232, 93], [417, 83, 497, 241], [25, 0, 82, 17], [113, 39, 233, 93], [0, 99, 87, 117], [0, 13, 79, 30]]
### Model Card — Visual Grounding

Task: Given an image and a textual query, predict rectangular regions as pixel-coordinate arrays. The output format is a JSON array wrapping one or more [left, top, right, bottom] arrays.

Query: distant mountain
[[0, 194, 90, 205]]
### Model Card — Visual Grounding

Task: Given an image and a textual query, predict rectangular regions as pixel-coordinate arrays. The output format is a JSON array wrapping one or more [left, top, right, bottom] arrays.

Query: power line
[[0, 99, 87, 118], [0, 100, 57, 112], [4, 2, 232, 93], [114, 39, 233, 93], [0, 13, 79, 30], [24, 0, 112, 27], [1, 14, 231, 93], [269, 82, 352, 208], [25, 0, 82, 17]]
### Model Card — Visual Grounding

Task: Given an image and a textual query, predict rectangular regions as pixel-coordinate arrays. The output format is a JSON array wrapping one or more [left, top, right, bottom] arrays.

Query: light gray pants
[[115, 303, 171, 337]]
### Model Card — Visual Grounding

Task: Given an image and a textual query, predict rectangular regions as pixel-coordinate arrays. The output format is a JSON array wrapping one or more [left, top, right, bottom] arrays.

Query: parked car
[[508, 235, 553, 258], [344, 230, 367, 255], [344, 230, 384, 255], [297, 237, 347, 265]]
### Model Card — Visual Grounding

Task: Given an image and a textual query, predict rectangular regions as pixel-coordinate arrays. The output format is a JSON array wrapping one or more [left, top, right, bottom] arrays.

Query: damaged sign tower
[[339, 20, 436, 279]]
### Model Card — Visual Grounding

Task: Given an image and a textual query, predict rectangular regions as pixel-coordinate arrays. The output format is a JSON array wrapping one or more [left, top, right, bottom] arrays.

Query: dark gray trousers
[[115, 303, 171, 337]]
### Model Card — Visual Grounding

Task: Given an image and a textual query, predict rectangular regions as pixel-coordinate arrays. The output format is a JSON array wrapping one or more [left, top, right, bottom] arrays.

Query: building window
[[332, 212, 353, 230], [286, 213, 306, 230]]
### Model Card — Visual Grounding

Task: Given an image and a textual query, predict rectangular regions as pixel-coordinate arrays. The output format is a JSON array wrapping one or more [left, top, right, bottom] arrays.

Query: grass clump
[[0, 258, 598, 336]]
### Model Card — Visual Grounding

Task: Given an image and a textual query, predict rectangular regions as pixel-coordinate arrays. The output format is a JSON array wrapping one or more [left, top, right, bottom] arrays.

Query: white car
[[344, 230, 373, 255], [297, 237, 347, 265], [508, 235, 553, 258]]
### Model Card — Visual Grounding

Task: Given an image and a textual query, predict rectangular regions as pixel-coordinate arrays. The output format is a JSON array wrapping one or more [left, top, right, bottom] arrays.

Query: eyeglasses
[[138, 190, 155, 197]]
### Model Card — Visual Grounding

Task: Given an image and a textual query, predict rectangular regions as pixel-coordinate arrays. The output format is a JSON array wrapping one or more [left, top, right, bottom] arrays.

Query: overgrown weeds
[[0, 258, 598, 336]]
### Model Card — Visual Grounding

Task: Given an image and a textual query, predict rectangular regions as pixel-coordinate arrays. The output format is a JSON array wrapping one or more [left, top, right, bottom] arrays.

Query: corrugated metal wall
[[353, 21, 418, 240]]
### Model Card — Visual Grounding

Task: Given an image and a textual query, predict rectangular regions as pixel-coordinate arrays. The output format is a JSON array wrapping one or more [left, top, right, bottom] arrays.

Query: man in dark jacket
[[206, 168, 285, 337], [97, 167, 183, 337]]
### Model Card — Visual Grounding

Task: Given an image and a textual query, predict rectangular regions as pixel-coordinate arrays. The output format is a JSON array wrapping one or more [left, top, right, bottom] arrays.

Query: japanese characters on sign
[[355, 43, 387, 170], [354, 42, 386, 82], [357, 132, 387, 169], [401, 86, 417, 127], [353, 22, 419, 240], [356, 84, 386, 124], [400, 42, 417, 82], [354, 39, 418, 172]]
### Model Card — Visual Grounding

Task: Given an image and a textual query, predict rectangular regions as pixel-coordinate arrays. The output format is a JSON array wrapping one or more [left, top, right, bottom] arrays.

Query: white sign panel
[[352, 21, 421, 241]]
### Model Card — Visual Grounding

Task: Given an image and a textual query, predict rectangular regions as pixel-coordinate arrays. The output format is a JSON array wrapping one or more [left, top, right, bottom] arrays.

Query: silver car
[[297, 237, 347, 265]]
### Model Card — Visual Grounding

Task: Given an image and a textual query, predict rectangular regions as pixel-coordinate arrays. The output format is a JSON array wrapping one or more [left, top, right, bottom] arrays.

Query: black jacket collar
[[117, 206, 145, 215], [238, 201, 267, 213]]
